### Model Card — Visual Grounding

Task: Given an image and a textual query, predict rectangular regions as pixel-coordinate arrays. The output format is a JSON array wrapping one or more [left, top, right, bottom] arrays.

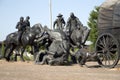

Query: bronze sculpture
[[16, 17, 26, 44], [3, 13, 90, 66], [53, 13, 65, 31], [66, 12, 83, 35], [24, 16, 30, 27], [4, 23, 43, 61]]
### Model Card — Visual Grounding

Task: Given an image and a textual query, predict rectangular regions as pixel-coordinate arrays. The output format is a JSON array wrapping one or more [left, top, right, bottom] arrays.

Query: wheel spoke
[[103, 36, 107, 48], [105, 35, 110, 48], [107, 52, 115, 64], [102, 54, 107, 65], [99, 39, 105, 47], [108, 52, 113, 60], [110, 48, 117, 52], [106, 53, 111, 65], [108, 39, 116, 50], [109, 51, 117, 58], [102, 54, 109, 66], [96, 43, 104, 49]]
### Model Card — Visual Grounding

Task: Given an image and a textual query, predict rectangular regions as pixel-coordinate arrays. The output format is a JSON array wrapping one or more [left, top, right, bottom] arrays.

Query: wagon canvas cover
[[98, 0, 120, 29]]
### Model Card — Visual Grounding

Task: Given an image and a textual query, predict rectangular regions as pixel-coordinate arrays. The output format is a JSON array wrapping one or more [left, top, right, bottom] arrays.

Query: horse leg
[[32, 45, 40, 60], [4, 44, 10, 58], [12, 48, 19, 61], [14, 53, 18, 61], [6, 45, 15, 61], [4, 46, 8, 58], [14, 47, 20, 61], [20, 47, 25, 62]]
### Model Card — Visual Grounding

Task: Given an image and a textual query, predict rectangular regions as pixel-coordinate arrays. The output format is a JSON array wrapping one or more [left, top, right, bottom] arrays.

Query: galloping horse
[[67, 26, 90, 63], [34, 27, 71, 65], [34, 26, 90, 65], [4, 23, 43, 61]]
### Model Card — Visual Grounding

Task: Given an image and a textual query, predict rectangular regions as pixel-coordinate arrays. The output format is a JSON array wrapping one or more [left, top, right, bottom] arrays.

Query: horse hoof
[[39, 62, 44, 65], [35, 62, 44, 65], [21, 60, 25, 62], [5, 57, 10, 62]]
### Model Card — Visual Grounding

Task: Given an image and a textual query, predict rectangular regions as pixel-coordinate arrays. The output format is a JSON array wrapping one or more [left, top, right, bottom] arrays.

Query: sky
[[0, 0, 105, 41]]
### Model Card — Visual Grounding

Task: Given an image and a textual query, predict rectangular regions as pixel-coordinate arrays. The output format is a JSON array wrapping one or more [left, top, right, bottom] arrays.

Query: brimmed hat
[[57, 13, 63, 17]]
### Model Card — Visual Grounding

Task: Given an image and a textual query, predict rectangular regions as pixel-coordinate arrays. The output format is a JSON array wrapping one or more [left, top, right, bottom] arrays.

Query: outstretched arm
[[53, 20, 57, 30], [62, 18, 66, 26]]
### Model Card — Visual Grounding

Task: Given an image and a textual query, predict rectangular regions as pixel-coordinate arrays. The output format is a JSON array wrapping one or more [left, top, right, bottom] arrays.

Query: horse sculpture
[[66, 26, 90, 63], [69, 26, 90, 49], [35, 27, 71, 65], [34, 26, 90, 65], [4, 23, 43, 61], [35, 25, 89, 65]]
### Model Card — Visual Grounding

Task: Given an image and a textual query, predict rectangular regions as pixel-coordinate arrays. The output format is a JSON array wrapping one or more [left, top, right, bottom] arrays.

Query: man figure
[[53, 13, 65, 31], [24, 16, 30, 27], [16, 16, 26, 44], [66, 12, 83, 35]]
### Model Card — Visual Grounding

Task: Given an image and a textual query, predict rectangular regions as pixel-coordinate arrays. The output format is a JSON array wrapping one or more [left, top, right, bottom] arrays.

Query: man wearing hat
[[53, 13, 66, 31], [66, 12, 83, 35]]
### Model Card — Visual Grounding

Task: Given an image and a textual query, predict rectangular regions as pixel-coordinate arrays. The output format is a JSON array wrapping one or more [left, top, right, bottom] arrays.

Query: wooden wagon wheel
[[95, 33, 120, 68]]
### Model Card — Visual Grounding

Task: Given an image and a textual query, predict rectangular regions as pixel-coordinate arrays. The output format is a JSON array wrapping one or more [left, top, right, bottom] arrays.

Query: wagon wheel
[[95, 33, 120, 68]]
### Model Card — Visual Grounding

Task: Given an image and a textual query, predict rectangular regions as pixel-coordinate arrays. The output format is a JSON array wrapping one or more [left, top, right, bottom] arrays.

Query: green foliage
[[25, 46, 31, 52], [87, 6, 100, 51], [23, 55, 34, 61], [23, 46, 34, 61]]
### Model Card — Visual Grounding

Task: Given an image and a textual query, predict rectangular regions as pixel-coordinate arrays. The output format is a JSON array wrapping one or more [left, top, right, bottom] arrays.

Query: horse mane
[[31, 23, 43, 32]]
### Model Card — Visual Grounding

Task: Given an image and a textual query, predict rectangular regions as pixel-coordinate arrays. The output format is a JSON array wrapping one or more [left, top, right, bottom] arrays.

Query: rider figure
[[24, 16, 30, 27], [53, 13, 65, 31], [66, 12, 83, 35], [16, 16, 26, 44]]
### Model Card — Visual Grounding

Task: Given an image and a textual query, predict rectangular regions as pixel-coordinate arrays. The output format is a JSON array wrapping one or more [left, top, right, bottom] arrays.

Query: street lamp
[[49, 0, 52, 29]]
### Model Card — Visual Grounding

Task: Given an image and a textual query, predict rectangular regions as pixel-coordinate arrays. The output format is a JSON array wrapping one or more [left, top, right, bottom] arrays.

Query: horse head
[[31, 23, 44, 35]]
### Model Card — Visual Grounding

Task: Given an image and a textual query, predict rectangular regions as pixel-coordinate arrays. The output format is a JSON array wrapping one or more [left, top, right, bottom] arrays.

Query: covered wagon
[[95, 0, 120, 68]]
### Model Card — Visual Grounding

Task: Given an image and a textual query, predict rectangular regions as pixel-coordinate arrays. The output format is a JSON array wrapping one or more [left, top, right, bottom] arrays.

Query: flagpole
[[49, 0, 52, 29]]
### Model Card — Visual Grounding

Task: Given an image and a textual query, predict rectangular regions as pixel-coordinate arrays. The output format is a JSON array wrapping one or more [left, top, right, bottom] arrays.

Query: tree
[[87, 6, 100, 51]]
